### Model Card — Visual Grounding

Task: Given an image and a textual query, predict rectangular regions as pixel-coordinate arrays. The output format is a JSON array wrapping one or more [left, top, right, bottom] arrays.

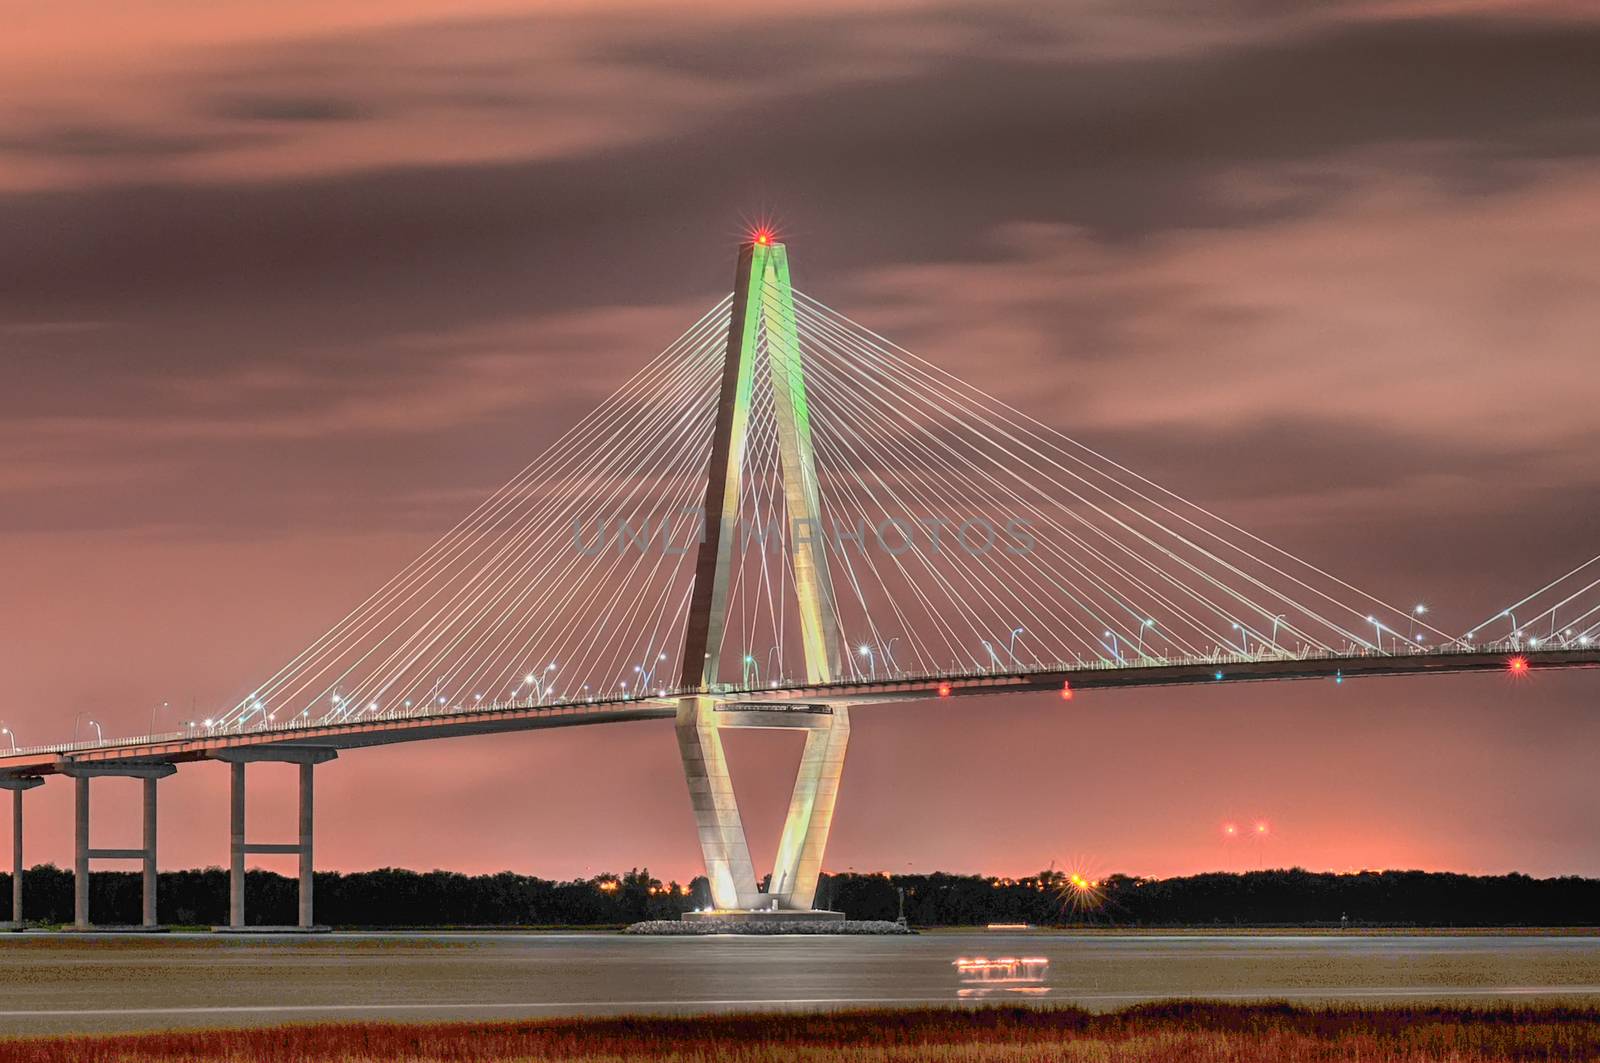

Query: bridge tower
[[677, 237, 850, 917]]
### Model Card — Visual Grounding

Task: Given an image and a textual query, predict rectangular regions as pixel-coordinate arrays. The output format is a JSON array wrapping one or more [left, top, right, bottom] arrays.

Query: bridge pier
[[57, 761, 176, 929], [1, 776, 43, 929], [214, 747, 335, 931], [677, 702, 849, 914]]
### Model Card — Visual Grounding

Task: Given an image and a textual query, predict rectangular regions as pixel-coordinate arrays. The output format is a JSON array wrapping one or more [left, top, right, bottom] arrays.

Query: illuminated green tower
[[676, 236, 849, 916]]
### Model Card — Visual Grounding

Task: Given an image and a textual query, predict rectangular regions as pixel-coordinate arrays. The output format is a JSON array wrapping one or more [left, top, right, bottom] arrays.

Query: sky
[[3, 0, 1599, 885]]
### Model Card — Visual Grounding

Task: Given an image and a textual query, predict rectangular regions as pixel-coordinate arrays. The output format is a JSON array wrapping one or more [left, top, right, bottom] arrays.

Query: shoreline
[[5, 1003, 1600, 1059]]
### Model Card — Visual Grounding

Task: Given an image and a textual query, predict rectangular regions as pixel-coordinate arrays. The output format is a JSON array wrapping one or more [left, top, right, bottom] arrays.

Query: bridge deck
[[2, 647, 1593, 778]]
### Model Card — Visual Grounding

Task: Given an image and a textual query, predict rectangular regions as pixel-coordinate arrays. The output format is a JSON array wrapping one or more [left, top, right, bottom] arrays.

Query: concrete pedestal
[[682, 908, 846, 924]]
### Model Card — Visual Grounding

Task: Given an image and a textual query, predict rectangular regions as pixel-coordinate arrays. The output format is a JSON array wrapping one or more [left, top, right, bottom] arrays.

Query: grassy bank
[[7, 1004, 1600, 1061]]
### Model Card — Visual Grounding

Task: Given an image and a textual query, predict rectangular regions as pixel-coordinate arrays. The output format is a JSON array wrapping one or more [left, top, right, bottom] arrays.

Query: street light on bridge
[[1135, 618, 1155, 658], [73, 713, 102, 743], [883, 637, 901, 675]]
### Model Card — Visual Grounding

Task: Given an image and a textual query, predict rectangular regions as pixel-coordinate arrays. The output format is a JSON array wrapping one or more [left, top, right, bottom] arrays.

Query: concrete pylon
[[213, 746, 336, 931], [677, 238, 849, 915], [1, 776, 43, 929], [55, 760, 176, 929]]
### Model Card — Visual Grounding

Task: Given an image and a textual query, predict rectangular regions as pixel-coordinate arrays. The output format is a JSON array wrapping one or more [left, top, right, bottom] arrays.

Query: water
[[2, 930, 1599, 1035]]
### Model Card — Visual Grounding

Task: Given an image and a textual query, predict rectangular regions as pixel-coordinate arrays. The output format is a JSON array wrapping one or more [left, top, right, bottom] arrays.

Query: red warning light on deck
[[1060, 680, 1074, 701], [1508, 655, 1529, 675], [938, 681, 952, 698]]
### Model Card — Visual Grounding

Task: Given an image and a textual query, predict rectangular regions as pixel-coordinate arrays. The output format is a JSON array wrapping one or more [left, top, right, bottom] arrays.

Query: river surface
[[2, 930, 1600, 1035]]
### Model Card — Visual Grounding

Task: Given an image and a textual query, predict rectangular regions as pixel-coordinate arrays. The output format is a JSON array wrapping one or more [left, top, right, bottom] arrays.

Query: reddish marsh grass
[[4, 1004, 1600, 1062]]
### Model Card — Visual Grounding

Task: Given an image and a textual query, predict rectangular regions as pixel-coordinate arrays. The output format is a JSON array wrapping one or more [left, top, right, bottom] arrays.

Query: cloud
[[0, 122, 263, 161], [3, 0, 1600, 878], [204, 93, 373, 123]]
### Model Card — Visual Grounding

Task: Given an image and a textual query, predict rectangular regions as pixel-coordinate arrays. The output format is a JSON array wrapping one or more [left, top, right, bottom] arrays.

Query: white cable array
[[709, 280, 1457, 687], [1464, 555, 1600, 648], [209, 271, 1499, 736], [212, 298, 732, 731]]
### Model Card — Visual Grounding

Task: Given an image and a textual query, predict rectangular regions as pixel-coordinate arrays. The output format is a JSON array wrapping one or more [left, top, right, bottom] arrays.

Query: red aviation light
[[753, 228, 772, 246], [938, 681, 952, 698], [1060, 680, 1074, 701], [1508, 655, 1529, 676]]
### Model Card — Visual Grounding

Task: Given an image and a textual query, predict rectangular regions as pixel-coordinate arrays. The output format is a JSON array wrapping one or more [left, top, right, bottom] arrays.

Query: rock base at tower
[[683, 908, 846, 924], [627, 913, 911, 934]]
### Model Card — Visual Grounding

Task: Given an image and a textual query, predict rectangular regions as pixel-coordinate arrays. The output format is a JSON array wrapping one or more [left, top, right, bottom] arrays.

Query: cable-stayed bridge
[[4, 237, 1598, 930]]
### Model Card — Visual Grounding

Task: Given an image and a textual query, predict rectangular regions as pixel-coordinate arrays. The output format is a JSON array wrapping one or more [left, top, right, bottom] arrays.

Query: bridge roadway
[[0, 643, 1593, 931], [2, 645, 1593, 776]]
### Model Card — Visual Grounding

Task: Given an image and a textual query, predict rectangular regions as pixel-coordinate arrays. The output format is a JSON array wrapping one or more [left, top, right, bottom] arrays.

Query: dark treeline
[[5, 866, 1598, 927], [1, 866, 699, 927], [825, 869, 1600, 927]]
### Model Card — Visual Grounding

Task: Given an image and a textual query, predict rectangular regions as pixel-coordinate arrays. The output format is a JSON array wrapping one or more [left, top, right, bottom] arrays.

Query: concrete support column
[[74, 775, 89, 929], [56, 762, 174, 930], [229, 761, 245, 928], [771, 707, 850, 910], [676, 698, 761, 910], [142, 776, 158, 928], [1, 778, 43, 929], [11, 789, 22, 926], [297, 762, 313, 929], [212, 746, 334, 931]]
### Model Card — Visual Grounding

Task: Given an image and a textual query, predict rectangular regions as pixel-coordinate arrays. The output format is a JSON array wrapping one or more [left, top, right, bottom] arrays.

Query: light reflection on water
[[954, 955, 1052, 998]]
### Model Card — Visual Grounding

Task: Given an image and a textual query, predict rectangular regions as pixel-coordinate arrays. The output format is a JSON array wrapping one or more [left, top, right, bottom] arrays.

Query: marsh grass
[[5, 1003, 1600, 1062]]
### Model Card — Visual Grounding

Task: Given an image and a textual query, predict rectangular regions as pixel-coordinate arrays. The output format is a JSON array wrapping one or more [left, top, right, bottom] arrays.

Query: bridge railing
[[3, 637, 1566, 762]]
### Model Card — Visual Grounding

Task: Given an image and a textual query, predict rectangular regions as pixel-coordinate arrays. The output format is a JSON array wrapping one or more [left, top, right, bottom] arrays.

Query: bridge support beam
[[213, 747, 335, 931], [676, 703, 849, 913], [768, 708, 850, 907], [676, 699, 761, 909], [230, 761, 245, 927], [56, 761, 176, 929], [1, 776, 43, 929], [75, 776, 87, 928], [299, 762, 315, 930]]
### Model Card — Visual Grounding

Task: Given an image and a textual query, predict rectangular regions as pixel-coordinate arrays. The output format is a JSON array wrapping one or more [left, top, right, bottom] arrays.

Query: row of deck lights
[[162, 598, 1600, 740]]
